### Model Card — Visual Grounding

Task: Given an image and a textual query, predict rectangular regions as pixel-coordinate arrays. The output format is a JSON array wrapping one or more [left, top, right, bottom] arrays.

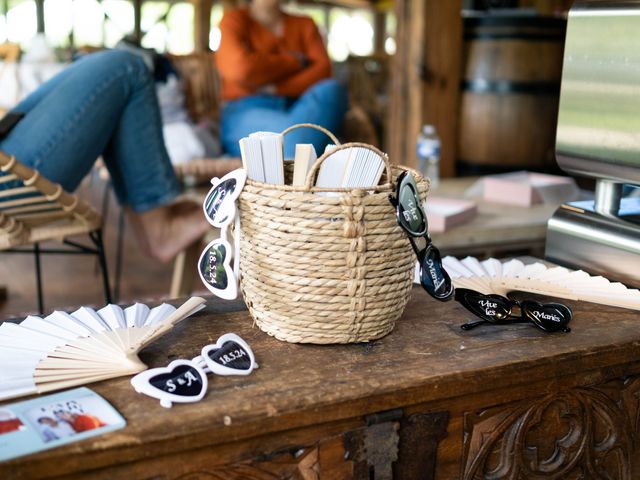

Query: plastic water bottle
[[416, 125, 441, 189]]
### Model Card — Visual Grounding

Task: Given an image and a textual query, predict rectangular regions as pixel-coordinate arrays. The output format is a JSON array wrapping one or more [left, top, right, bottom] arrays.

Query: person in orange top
[[54, 409, 106, 433], [217, 0, 348, 158], [70, 413, 106, 432]]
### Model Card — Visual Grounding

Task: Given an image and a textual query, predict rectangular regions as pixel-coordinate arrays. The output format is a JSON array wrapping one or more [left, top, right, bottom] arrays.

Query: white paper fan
[[437, 256, 640, 311], [0, 296, 206, 402]]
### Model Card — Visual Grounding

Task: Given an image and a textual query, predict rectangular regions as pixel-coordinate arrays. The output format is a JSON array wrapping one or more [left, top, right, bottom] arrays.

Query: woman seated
[[217, 0, 348, 158], [0, 49, 209, 262]]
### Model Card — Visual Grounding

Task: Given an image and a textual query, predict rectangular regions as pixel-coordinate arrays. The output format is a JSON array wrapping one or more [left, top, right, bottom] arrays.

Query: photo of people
[[0, 409, 25, 436], [25, 394, 119, 444]]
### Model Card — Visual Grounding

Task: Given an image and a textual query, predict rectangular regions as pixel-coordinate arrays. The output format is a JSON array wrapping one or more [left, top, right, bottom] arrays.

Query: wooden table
[[430, 177, 557, 257], [170, 177, 559, 298], [4, 288, 640, 479]]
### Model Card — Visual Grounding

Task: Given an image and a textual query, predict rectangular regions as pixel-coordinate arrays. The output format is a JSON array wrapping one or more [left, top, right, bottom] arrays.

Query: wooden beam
[[421, 0, 462, 178], [133, 0, 142, 44], [388, 0, 425, 169], [373, 10, 386, 56], [35, 0, 44, 33], [388, 0, 462, 177], [194, 0, 213, 52]]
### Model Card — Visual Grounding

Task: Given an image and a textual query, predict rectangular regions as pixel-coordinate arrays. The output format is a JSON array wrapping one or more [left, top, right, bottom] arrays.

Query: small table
[[430, 177, 558, 257], [4, 289, 640, 479]]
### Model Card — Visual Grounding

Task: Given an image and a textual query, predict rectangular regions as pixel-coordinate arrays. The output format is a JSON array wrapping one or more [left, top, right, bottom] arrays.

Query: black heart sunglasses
[[389, 170, 454, 301], [455, 288, 572, 332], [390, 171, 572, 333]]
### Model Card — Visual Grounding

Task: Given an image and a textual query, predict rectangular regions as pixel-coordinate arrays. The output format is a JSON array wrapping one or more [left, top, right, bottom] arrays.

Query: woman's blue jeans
[[0, 50, 179, 213], [221, 79, 349, 159]]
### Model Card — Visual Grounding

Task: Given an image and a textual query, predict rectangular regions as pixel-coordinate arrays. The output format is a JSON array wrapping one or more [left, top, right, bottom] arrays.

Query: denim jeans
[[221, 79, 349, 159], [0, 50, 180, 213]]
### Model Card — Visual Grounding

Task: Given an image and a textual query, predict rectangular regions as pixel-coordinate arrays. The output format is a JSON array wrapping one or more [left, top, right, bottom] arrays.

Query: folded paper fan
[[440, 256, 640, 311], [0, 296, 206, 402]]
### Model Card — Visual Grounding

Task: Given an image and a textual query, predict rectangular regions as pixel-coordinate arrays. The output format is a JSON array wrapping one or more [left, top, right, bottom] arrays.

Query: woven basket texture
[[237, 136, 429, 344]]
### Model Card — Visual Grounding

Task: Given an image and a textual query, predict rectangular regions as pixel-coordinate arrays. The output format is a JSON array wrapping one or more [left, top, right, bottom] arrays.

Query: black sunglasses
[[455, 288, 572, 333], [389, 171, 454, 301]]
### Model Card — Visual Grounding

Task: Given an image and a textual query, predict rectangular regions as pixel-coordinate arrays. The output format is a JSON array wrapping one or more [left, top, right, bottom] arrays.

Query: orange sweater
[[216, 8, 332, 101]]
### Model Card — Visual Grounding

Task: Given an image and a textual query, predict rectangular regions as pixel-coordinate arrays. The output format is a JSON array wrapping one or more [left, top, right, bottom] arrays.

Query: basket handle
[[281, 123, 341, 147], [303, 142, 393, 191]]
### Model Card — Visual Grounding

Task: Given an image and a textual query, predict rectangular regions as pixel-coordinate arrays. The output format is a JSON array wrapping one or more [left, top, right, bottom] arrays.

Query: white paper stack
[[0, 297, 206, 402], [341, 147, 386, 189], [315, 145, 351, 196], [239, 132, 285, 184], [292, 144, 318, 186], [315, 145, 386, 195], [255, 132, 285, 185], [239, 136, 265, 182]]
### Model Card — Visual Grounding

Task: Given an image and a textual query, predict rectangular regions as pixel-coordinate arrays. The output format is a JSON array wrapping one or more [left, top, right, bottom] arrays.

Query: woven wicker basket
[[238, 124, 429, 344]]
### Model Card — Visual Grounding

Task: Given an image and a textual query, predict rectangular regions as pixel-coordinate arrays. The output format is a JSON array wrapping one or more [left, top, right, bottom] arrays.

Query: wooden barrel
[[458, 15, 566, 173]]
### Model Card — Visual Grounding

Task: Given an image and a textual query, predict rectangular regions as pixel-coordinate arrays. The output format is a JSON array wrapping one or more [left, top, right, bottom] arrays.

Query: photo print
[[24, 393, 122, 444]]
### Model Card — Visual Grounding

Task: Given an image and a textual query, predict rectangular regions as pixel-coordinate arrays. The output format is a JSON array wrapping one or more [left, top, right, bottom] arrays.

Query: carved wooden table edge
[[3, 289, 640, 479]]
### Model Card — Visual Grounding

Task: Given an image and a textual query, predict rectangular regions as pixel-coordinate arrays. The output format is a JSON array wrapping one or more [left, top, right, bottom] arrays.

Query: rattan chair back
[[0, 150, 101, 250]]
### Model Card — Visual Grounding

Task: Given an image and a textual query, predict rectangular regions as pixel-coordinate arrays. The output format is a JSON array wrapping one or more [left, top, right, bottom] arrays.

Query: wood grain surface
[[3, 286, 640, 479]]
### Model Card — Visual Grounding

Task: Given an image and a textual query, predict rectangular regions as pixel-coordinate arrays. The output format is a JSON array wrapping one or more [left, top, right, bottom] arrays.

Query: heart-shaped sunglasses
[[198, 169, 247, 300], [389, 170, 454, 301], [455, 288, 572, 333], [390, 171, 572, 334], [131, 333, 257, 408]]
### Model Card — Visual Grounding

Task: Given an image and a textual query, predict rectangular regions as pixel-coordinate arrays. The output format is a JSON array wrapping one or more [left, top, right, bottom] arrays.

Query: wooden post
[[133, 0, 142, 44], [194, 0, 213, 52], [373, 10, 386, 56], [388, 0, 462, 177], [35, 0, 45, 33], [388, 0, 426, 169], [422, 0, 463, 178]]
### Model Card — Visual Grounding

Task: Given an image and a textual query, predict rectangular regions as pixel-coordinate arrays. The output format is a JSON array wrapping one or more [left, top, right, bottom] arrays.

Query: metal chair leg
[[101, 179, 123, 303], [114, 208, 125, 303], [34, 242, 44, 314], [91, 229, 112, 304]]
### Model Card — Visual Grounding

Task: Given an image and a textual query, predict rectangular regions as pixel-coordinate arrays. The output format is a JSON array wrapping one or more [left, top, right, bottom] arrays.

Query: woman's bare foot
[[126, 200, 209, 262]]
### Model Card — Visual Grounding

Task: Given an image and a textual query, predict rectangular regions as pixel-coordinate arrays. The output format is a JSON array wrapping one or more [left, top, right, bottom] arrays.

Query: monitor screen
[[556, 1, 640, 185]]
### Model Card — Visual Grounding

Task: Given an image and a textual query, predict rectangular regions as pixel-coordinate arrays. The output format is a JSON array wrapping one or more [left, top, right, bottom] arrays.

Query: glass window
[[102, 0, 135, 46], [327, 8, 374, 61], [44, 0, 73, 48], [165, 2, 193, 54], [71, 0, 106, 47], [385, 11, 396, 55], [141, 1, 193, 54], [141, 1, 172, 52], [6, 0, 36, 46], [208, 3, 223, 51], [0, 13, 6, 44]]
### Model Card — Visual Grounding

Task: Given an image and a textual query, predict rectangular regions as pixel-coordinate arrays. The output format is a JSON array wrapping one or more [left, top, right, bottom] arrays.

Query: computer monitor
[[556, 0, 640, 186]]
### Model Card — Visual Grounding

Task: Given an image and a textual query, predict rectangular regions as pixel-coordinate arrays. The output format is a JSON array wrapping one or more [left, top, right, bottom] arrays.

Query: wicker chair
[[0, 150, 111, 313], [167, 52, 243, 181]]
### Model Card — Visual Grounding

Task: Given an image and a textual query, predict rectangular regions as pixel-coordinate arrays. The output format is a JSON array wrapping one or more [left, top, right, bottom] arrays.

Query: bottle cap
[[422, 125, 435, 135]]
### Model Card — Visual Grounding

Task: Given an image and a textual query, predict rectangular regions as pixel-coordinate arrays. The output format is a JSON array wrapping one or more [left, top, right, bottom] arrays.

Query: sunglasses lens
[[419, 244, 454, 301], [204, 178, 237, 225], [149, 364, 206, 397], [206, 340, 252, 371], [198, 242, 229, 290], [455, 289, 512, 322], [396, 173, 427, 235], [521, 301, 572, 332]]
